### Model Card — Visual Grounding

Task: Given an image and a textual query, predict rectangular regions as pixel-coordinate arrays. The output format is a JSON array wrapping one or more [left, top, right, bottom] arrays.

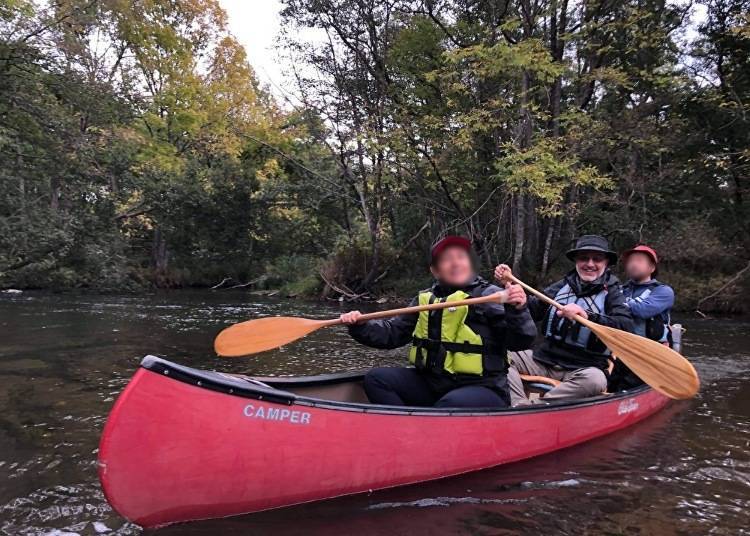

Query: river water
[[0, 291, 748, 535]]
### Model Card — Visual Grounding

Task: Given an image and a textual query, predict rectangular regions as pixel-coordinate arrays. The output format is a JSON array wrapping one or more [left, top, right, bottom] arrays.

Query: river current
[[0, 291, 747, 535]]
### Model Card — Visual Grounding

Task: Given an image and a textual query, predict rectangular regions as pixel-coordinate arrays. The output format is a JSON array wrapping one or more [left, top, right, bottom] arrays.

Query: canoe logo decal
[[617, 399, 639, 415], [243, 404, 311, 425]]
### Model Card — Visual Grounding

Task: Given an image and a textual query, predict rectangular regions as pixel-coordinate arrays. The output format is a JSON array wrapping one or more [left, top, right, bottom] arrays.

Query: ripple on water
[[367, 496, 527, 509], [0, 484, 138, 535]]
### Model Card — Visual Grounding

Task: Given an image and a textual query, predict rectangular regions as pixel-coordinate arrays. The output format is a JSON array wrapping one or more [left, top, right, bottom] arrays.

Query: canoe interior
[[142, 356, 643, 411], [269, 379, 370, 403], [256, 373, 552, 404]]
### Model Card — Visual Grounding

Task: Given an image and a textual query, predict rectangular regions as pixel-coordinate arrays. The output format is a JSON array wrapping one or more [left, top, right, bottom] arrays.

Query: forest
[[1, 0, 748, 312]]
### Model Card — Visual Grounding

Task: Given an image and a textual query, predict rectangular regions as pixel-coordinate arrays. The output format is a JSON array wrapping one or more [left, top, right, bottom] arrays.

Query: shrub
[[265, 255, 321, 288]]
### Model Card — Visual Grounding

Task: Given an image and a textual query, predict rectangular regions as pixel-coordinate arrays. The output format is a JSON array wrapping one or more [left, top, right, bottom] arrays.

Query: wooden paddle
[[506, 274, 700, 400], [214, 291, 509, 357]]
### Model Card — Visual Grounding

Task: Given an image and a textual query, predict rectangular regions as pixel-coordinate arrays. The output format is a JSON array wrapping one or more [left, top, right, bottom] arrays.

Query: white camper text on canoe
[[243, 404, 312, 425]]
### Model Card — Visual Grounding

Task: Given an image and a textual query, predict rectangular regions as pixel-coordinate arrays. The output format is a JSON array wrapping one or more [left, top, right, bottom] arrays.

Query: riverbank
[[4, 234, 749, 315], [3, 278, 749, 316]]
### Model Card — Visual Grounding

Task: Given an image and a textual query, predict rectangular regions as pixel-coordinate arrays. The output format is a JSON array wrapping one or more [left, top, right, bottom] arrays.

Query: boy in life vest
[[609, 245, 675, 390], [496, 235, 634, 405], [339, 236, 537, 408], [621, 245, 674, 343]]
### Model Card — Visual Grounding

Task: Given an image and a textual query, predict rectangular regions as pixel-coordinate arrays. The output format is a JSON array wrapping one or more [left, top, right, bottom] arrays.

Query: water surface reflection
[[0, 291, 747, 535]]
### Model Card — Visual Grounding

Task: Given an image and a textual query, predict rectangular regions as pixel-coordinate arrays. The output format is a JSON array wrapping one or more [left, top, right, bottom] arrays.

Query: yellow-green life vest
[[408, 290, 488, 376]]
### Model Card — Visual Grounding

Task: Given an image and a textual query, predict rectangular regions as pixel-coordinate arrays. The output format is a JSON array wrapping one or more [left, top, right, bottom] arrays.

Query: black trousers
[[363, 367, 509, 408]]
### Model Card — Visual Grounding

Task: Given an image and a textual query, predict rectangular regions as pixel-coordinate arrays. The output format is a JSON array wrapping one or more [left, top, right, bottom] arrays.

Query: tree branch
[[696, 261, 750, 315]]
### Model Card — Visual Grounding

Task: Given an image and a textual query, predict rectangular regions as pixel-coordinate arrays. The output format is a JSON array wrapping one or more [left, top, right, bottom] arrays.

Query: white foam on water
[[93, 521, 111, 533], [367, 496, 525, 510]]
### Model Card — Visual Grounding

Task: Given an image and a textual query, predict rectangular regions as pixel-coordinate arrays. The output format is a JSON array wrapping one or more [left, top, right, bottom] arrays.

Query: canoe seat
[[525, 382, 553, 392], [519, 374, 556, 401]]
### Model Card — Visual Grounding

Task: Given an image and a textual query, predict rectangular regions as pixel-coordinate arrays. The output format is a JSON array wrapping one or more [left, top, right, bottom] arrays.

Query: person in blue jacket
[[610, 244, 676, 391], [621, 245, 675, 343]]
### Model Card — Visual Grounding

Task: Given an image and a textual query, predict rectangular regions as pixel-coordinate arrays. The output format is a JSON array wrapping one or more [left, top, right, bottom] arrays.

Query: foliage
[[1, 0, 749, 312], [0, 0, 340, 291], [275, 0, 750, 309], [495, 137, 613, 217]]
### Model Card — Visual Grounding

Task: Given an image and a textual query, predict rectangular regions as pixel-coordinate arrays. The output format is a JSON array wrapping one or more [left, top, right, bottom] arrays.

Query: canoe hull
[[98, 359, 669, 528]]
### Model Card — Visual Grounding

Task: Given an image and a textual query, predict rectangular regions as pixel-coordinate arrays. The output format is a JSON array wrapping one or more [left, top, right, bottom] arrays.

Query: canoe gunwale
[[141, 355, 651, 417]]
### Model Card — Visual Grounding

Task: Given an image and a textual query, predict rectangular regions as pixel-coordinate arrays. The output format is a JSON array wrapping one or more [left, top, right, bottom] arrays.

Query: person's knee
[[434, 390, 464, 408], [509, 350, 534, 374], [507, 368, 530, 406], [364, 367, 388, 383], [435, 387, 507, 409], [363, 367, 402, 405], [576, 367, 607, 395], [364, 367, 420, 397], [363, 367, 394, 391]]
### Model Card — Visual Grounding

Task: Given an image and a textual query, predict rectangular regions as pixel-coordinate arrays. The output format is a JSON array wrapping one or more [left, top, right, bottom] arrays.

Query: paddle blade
[[587, 322, 700, 399], [214, 317, 330, 357]]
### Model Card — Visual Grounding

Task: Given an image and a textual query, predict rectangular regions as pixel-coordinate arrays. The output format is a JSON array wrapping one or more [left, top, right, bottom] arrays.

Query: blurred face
[[430, 246, 474, 287], [625, 252, 656, 282], [575, 251, 608, 282]]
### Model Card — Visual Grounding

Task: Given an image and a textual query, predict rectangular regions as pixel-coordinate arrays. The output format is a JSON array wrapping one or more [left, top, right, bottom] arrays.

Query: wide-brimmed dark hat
[[565, 235, 617, 264]]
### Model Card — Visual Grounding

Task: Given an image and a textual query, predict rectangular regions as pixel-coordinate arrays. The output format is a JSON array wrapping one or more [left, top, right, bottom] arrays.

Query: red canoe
[[98, 355, 670, 528]]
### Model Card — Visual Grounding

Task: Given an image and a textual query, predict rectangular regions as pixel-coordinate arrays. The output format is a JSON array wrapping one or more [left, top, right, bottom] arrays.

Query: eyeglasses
[[575, 254, 607, 263]]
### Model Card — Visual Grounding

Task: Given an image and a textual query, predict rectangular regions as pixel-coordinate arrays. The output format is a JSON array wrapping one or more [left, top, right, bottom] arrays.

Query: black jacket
[[528, 269, 634, 370], [348, 276, 537, 393]]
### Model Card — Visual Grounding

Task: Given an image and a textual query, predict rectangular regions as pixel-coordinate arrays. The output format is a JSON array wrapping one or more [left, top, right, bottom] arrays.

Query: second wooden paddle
[[215, 291, 509, 357], [507, 274, 700, 400]]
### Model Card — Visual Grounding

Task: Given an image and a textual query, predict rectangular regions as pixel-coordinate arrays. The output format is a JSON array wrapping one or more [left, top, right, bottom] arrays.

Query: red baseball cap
[[622, 244, 659, 265], [430, 235, 472, 264]]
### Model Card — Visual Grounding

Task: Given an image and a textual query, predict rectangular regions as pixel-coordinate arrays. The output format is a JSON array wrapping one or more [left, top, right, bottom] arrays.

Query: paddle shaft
[[508, 275, 562, 310], [318, 291, 508, 327], [506, 274, 602, 330]]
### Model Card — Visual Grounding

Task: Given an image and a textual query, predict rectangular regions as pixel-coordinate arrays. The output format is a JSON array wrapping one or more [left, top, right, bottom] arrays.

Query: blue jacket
[[622, 279, 674, 340]]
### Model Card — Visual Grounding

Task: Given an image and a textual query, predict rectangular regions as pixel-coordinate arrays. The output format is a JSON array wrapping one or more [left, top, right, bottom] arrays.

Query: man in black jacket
[[339, 236, 537, 408], [496, 235, 634, 405]]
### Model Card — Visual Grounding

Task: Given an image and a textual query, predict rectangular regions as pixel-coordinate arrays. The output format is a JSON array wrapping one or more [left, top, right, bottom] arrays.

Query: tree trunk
[[512, 194, 526, 273], [19, 153, 27, 251], [360, 231, 381, 290], [50, 177, 60, 213], [549, 0, 568, 137], [565, 186, 579, 243], [512, 66, 533, 272], [18, 153, 25, 216], [360, 178, 383, 290], [540, 217, 556, 277], [152, 226, 169, 285]]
